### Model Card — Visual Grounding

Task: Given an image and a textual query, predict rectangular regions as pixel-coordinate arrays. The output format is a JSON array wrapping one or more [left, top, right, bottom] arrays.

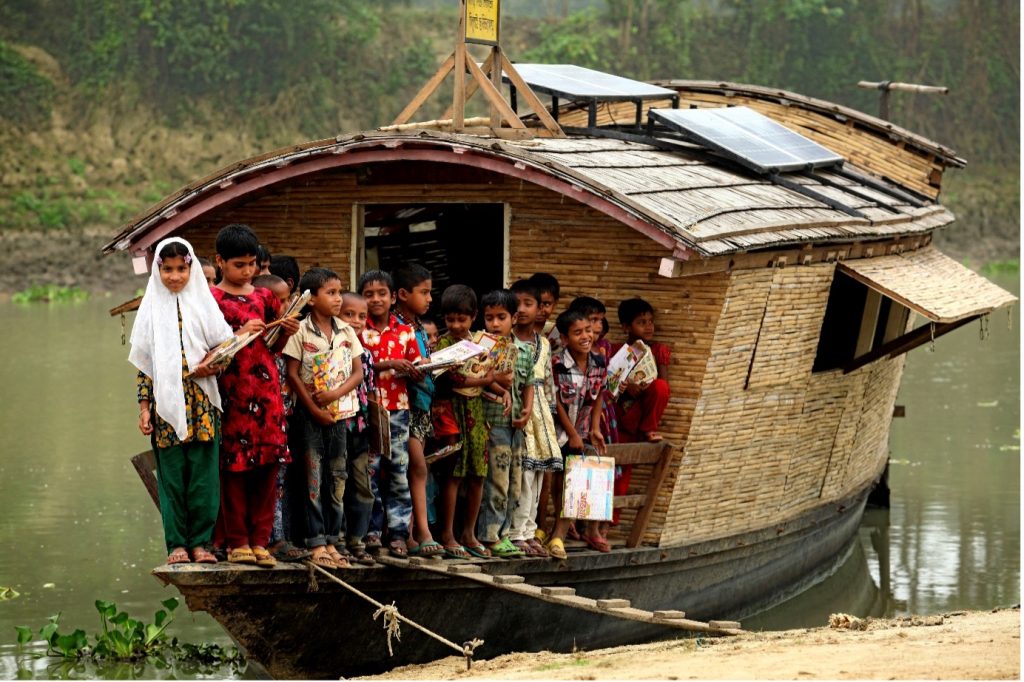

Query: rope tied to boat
[[372, 602, 401, 656], [305, 561, 485, 668]]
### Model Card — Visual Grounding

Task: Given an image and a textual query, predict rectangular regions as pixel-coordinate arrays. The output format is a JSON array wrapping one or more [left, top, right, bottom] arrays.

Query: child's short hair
[[421, 317, 437, 329], [299, 267, 341, 295], [480, 289, 518, 316], [393, 262, 431, 293], [157, 240, 190, 262], [529, 272, 560, 300], [269, 255, 300, 291], [555, 309, 588, 335], [568, 296, 606, 317], [441, 284, 477, 316], [358, 269, 394, 294], [256, 244, 272, 264], [341, 290, 364, 303], [510, 278, 541, 302], [253, 274, 285, 290], [600, 317, 609, 337], [215, 223, 260, 260], [198, 256, 213, 268], [617, 297, 655, 325]]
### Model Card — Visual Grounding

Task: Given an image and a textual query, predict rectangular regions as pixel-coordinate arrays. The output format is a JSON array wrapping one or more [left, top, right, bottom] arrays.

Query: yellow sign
[[465, 0, 500, 45]]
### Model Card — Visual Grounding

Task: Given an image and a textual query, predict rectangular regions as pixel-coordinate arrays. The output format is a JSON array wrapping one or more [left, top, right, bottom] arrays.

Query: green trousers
[[155, 437, 220, 552]]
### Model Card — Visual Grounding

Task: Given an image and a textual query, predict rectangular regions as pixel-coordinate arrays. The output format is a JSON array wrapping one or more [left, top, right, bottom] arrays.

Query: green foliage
[[1, 586, 20, 600], [981, 260, 1019, 276], [3, 187, 137, 230], [13, 597, 245, 671], [0, 39, 54, 127], [12, 284, 89, 304]]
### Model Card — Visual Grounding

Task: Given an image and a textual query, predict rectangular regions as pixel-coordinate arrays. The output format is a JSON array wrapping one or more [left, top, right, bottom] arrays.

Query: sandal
[[534, 529, 549, 544], [525, 538, 549, 557], [347, 545, 376, 566], [227, 546, 257, 564], [408, 540, 445, 557], [566, 523, 582, 541], [490, 537, 525, 558], [464, 544, 492, 559], [191, 547, 218, 564], [326, 546, 351, 568], [388, 538, 409, 558], [443, 544, 471, 560], [167, 547, 190, 565], [309, 548, 339, 569], [546, 538, 568, 560], [252, 546, 277, 568], [270, 541, 311, 563], [582, 535, 612, 553], [364, 534, 383, 550]]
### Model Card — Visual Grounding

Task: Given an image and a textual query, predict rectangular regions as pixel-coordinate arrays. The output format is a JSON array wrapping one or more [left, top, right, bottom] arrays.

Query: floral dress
[[433, 333, 490, 478], [212, 287, 290, 472]]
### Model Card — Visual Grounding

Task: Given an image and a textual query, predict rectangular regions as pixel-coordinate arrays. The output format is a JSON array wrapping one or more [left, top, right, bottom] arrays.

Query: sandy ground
[[359, 608, 1020, 681]]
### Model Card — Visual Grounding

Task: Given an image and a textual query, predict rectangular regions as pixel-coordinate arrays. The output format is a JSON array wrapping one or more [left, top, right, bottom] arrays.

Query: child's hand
[[312, 389, 339, 407], [483, 368, 495, 384], [239, 318, 266, 335], [567, 431, 584, 452], [494, 371, 513, 389], [312, 407, 336, 426], [588, 430, 607, 455], [623, 379, 643, 398], [278, 316, 300, 337], [138, 409, 153, 436], [501, 391, 512, 416], [512, 410, 529, 429]]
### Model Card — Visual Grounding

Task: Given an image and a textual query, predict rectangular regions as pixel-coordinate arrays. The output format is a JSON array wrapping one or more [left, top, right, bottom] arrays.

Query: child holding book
[[508, 279, 560, 557], [431, 284, 495, 559], [131, 237, 238, 565], [612, 298, 671, 521], [546, 309, 608, 560], [477, 289, 533, 558], [283, 268, 364, 569], [338, 292, 376, 565], [253, 273, 306, 562], [212, 224, 300, 567], [528, 272, 561, 536], [358, 270, 423, 557], [391, 263, 443, 557]]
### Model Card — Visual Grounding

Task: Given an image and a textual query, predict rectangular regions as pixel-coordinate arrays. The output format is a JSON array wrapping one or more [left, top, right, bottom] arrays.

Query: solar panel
[[506, 64, 677, 101], [649, 106, 845, 174]]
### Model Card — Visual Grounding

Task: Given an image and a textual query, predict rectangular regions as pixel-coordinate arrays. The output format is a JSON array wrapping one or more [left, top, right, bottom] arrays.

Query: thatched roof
[[102, 129, 954, 259]]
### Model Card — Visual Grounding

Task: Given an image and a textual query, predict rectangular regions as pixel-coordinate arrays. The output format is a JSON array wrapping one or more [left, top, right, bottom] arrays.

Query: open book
[[416, 338, 488, 374], [263, 289, 312, 347], [185, 332, 258, 379], [605, 340, 656, 398]]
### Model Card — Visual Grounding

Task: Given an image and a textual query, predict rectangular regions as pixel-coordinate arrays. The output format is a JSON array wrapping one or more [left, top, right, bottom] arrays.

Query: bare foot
[[644, 431, 664, 442]]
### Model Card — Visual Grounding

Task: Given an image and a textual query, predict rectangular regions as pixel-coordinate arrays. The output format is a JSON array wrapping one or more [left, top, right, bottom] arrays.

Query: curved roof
[[103, 129, 954, 259]]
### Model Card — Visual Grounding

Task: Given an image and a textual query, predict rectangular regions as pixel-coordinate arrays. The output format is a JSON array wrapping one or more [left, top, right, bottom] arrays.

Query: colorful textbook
[[311, 345, 359, 420]]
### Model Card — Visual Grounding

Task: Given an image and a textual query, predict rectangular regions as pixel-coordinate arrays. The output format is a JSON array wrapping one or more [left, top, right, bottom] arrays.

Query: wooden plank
[[131, 450, 160, 510], [392, 53, 455, 126], [613, 494, 647, 509], [465, 55, 525, 130], [597, 599, 631, 609], [499, 52, 564, 136], [843, 315, 977, 374], [452, 42, 466, 130], [541, 586, 576, 597], [488, 46, 502, 129], [492, 575, 525, 585], [654, 610, 687, 619], [606, 442, 670, 466], [627, 442, 674, 548], [109, 295, 142, 316]]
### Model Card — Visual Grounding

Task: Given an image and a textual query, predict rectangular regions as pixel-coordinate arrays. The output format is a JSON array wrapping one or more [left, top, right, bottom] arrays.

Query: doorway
[[360, 203, 507, 325]]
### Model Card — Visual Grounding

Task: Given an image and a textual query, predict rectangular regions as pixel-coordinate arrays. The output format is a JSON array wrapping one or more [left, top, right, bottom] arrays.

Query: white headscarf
[[128, 237, 234, 441]]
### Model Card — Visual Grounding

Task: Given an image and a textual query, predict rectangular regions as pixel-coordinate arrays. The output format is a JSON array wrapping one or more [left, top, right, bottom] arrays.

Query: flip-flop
[[167, 547, 190, 565], [526, 538, 549, 557], [252, 546, 277, 568], [347, 545, 376, 566], [364, 534, 383, 550], [582, 535, 612, 553], [326, 546, 351, 568], [309, 550, 339, 570], [408, 540, 445, 557], [271, 542, 311, 563], [546, 538, 567, 560], [464, 544, 492, 559], [388, 538, 409, 558], [443, 544, 471, 560], [490, 537, 525, 558], [191, 547, 218, 564]]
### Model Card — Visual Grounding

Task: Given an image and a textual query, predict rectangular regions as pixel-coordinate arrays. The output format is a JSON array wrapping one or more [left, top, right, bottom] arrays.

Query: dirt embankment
[[360, 608, 1020, 681]]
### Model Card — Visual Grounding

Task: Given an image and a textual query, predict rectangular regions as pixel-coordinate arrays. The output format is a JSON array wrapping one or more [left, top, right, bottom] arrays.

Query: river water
[[0, 274, 1018, 678]]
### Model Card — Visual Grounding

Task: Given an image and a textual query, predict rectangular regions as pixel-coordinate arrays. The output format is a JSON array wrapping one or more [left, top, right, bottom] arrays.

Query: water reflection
[[0, 644, 249, 680]]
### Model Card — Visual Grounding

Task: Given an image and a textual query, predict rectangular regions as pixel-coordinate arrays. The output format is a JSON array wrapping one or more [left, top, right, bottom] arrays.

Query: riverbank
[[361, 607, 1020, 680]]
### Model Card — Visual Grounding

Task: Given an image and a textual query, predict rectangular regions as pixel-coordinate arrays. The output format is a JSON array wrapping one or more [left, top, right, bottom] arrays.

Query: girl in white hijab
[[129, 236, 240, 565]]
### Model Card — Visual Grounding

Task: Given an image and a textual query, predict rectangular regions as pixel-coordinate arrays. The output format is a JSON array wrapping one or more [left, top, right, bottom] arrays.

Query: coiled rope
[[305, 561, 484, 669]]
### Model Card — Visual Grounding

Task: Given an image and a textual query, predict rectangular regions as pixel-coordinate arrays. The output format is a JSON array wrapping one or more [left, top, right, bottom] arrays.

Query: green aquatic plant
[[981, 259, 1019, 276], [11, 284, 89, 304], [14, 598, 245, 671]]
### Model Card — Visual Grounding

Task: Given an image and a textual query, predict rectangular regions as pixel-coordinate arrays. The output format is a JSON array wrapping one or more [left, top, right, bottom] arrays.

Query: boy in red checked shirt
[[357, 269, 423, 558]]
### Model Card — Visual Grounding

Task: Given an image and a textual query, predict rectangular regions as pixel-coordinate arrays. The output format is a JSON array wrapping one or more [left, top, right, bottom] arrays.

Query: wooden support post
[[627, 442, 674, 548], [452, 42, 466, 129], [855, 289, 882, 356], [499, 53, 563, 135], [489, 45, 503, 129], [392, 53, 455, 126], [441, 49, 494, 120], [465, 56, 524, 129]]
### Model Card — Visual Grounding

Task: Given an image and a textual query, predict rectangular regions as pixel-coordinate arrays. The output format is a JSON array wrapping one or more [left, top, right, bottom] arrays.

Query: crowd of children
[[130, 223, 671, 567]]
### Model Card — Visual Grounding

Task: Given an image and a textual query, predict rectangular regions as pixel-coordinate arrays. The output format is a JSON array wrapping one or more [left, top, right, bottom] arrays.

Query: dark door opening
[[362, 203, 506, 326]]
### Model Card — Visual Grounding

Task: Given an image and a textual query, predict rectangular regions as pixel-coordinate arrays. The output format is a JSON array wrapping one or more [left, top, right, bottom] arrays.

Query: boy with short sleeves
[[358, 270, 423, 557]]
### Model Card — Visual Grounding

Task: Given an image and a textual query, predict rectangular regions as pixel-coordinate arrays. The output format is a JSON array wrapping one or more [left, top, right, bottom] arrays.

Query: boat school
[[106, 28, 1015, 678]]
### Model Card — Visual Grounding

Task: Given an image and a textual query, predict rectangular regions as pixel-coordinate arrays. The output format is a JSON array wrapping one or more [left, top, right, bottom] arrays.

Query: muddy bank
[[360, 607, 1020, 680]]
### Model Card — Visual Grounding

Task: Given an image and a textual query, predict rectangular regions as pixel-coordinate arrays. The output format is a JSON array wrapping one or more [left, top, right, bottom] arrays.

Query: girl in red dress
[[212, 224, 300, 566]]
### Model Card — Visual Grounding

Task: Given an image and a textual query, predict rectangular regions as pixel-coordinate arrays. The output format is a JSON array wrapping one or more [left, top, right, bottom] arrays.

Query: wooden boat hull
[[154, 486, 870, 679]]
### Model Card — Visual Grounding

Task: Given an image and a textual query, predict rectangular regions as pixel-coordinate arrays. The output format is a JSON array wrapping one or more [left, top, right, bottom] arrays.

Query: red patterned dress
[[212, 287, 290, 471]]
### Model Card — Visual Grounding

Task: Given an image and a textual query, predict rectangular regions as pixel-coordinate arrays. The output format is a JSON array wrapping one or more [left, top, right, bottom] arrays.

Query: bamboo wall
[[659, 264, 904, 547]]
